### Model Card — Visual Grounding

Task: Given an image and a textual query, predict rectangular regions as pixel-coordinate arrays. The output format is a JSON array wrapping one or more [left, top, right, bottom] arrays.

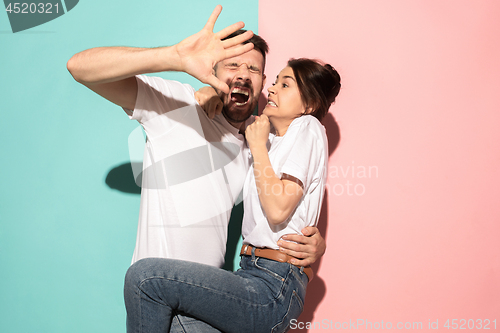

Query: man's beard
[[221, 103, 256, 123]]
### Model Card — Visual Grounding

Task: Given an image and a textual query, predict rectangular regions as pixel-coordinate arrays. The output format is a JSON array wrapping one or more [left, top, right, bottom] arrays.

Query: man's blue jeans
[[124, 252, 308, 333]]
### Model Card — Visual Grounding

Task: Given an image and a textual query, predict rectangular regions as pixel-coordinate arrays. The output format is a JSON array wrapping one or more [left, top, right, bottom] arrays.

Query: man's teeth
[[232, 88, 249, 96], [231, 87, 249, 106], [267, 100, 277, 107]]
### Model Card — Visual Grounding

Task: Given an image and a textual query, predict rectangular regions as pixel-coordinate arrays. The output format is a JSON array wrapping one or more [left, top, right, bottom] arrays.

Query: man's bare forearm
[[67, 46, 181, 85]]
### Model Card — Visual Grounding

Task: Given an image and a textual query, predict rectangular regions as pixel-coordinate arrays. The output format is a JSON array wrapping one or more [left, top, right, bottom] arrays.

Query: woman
[[125, 58, 341, 333]]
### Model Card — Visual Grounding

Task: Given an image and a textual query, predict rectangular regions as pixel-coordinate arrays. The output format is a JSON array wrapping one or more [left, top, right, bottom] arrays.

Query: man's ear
[[262, 74, 267, 90]]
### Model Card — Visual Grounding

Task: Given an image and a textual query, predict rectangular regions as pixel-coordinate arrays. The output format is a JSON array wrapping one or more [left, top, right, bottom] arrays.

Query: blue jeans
[[124, 252, 308, 333], [170, 312, 221, 333]]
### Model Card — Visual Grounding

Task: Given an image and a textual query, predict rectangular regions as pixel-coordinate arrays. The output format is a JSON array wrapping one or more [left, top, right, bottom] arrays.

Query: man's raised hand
[[174, 5, 254, 93]]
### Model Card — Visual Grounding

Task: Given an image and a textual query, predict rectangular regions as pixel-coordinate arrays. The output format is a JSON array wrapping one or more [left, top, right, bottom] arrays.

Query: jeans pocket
[[253, 258, 290, 282], [271, 290, 304, 333]]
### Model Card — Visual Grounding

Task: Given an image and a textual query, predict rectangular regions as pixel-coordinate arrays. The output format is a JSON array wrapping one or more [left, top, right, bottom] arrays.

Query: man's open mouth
[[230, 87, 250, 106]]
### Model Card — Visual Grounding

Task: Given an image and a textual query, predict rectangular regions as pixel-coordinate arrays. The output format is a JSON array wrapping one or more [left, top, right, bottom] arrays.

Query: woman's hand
[[245, 114, 270, 151], [195, 86, 222, 119]]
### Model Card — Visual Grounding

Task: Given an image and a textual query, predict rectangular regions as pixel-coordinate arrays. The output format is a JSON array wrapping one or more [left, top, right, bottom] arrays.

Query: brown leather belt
[[240, 244, 313, 282]]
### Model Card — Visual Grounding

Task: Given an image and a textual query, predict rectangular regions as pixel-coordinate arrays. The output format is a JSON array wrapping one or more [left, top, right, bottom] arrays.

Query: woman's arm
[[195, 86, 223, 119], [246, 115, 304, 225]]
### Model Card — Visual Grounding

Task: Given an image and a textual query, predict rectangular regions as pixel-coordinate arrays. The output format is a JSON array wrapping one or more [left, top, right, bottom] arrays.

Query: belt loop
[[251, 246, 256, 260], [300, 266, 304, 274]]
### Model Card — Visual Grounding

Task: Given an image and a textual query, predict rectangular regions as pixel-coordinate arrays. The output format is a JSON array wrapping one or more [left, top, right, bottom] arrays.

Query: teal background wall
[[0, 1, 258, 332]]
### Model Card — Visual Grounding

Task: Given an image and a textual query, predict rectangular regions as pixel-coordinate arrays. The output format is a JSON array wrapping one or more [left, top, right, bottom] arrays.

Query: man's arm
[[278, 226, 327, 267], [66, 5, 253, 110], [66, 47, 161, 110]]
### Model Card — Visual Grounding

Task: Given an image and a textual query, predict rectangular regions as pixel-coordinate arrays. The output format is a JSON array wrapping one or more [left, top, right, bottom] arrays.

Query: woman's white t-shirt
[[242, 115, 328, 249]]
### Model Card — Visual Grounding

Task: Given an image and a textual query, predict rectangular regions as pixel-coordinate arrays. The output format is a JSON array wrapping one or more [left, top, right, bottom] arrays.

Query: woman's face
[[263, 66, 307, 122]]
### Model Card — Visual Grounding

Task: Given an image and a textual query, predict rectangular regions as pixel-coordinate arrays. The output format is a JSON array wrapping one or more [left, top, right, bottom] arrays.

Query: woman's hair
[[287, 58, 341, 121]]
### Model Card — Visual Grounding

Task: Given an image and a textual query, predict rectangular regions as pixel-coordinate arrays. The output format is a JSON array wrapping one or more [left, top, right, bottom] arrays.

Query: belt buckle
[[242, 244, 250, 256]]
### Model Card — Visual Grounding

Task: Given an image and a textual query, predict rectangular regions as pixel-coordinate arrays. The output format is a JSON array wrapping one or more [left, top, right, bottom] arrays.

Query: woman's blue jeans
[[124, 252, 309, 333]]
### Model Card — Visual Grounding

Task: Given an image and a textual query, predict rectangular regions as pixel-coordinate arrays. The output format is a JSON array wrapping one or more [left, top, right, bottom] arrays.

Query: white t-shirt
[[242, 115, 328, 249], [125, 75, 251, 267]]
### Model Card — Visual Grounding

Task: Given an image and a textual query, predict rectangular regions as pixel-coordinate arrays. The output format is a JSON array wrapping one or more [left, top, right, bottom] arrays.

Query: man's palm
[[174, 5, 254, 93]]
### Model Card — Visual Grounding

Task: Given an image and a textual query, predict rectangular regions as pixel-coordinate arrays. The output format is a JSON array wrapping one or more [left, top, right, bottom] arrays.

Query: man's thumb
[[206, 76, 228, 94], [301, 226, 314, 236]]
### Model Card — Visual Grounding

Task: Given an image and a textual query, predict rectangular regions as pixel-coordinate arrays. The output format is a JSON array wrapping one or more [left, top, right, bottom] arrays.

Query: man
[[68, 6, 325, 332]]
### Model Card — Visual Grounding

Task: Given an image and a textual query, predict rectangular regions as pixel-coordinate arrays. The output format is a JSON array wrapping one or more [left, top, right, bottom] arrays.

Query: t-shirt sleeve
[[123, 75, 196, 124], [279, 119, 324, 190]]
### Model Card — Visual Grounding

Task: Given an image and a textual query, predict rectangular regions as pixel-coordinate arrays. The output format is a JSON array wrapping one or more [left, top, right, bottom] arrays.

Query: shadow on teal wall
[[104, 161, 244, 272], [0, 1, 258, 332], [106, 162, 142, 194]]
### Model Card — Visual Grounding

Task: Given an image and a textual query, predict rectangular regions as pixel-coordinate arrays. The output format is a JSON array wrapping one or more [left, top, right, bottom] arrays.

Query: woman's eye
[[282, 83, 288, 88]]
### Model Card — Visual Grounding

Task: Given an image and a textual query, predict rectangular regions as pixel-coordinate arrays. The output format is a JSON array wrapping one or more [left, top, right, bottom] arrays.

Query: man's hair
[[222, 30, 269, 68]]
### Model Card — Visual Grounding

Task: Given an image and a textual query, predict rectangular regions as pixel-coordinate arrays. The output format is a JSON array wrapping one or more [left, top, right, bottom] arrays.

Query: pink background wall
[[259, 1, 500, 331]]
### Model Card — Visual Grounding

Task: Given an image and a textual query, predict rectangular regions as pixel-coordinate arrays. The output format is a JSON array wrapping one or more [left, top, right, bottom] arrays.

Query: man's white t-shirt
[[242, 115, 328, 249], [125, 75, 250, 267]]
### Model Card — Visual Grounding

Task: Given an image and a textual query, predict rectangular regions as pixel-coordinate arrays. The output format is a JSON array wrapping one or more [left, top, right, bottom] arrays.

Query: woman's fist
[[246, 114, 270, 150]]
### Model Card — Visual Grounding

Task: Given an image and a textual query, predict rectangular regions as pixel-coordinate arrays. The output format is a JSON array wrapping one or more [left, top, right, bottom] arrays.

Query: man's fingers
[[204, 5, 223, 32], [278, 246, 309, 265], [220, 29, 253, 48], [278, 229, 325, 267], [281, 233, 315, 246], [278, 239, 308, 253], [216, 21, 247, 40], [205, 75, 229, 94], [278, 243, 316, 266], [223, 43, 254, 60], [289, 258, 313, 267]]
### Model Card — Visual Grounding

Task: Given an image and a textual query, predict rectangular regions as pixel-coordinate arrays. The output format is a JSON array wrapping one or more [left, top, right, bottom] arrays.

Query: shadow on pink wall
[[259, 91, 342, 332], [294, 112, 341, 333]]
